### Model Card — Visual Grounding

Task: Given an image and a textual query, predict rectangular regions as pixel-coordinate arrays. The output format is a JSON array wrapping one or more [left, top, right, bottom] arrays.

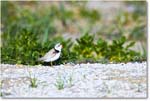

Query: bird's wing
[[39, 49, 57, 61]]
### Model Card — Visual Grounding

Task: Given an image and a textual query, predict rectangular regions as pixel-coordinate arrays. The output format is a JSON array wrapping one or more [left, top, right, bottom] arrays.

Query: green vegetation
[[73, 33, 144, 63], [55, 73, 74, 90], [1, 1, 146, 65], [1, 30, 75, 65], [2, 30, 145, 65], [28, 71, 38, 88], [30, 77, 38, 88], [55, 76, 65, 90], [0, 80, 3, 97], [67, 73, 74, 87]]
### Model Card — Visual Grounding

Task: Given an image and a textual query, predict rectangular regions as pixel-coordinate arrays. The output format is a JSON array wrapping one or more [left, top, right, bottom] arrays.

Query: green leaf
[[126, 41, 135, 49]]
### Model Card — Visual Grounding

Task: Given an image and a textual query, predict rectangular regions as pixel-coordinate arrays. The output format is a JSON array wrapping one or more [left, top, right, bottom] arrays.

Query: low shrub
[[72, 33, 144, 63], [1, 30, 145, 65], [1, 28, 75, 65]]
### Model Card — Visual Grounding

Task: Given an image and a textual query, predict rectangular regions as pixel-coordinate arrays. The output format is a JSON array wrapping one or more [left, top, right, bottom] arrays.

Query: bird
[[38, 43, 63, 66]]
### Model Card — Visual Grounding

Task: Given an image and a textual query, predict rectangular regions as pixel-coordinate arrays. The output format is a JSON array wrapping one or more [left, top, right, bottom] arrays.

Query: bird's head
[[54, 43, 63, 52]]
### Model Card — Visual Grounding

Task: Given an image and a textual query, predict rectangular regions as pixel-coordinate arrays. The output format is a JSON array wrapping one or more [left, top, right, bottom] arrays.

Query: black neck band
[[54, 48, 60, 53]]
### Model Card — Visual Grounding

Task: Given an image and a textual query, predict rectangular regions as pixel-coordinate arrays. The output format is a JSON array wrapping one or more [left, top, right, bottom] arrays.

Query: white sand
[[1, 62, 147, 98]]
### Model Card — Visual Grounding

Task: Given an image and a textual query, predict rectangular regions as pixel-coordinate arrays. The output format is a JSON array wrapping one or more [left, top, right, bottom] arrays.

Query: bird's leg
[[50, 61, 53, 66]]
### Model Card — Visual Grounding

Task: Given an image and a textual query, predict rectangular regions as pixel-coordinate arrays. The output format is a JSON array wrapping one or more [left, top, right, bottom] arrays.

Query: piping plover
[[38, 43, 62, 65]]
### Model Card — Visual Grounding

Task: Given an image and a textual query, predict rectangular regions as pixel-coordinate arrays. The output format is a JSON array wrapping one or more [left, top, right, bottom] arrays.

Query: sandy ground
[[1, 62, 147, 98]]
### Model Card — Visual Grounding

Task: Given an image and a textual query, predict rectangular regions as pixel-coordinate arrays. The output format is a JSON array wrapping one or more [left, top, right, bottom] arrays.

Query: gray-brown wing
[[38, 49, 57, 61]]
